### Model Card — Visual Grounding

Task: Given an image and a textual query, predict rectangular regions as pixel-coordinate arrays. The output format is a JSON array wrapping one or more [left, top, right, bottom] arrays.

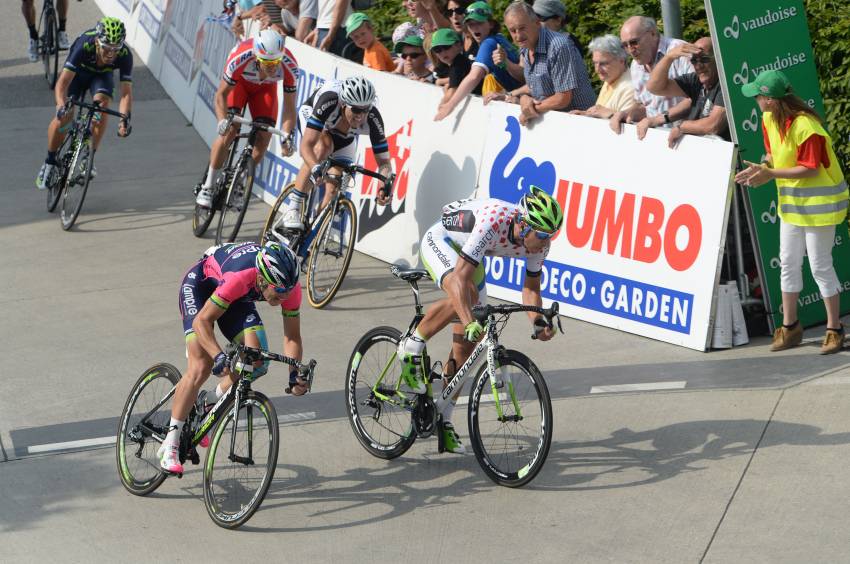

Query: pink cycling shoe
[[157, 443, 184, 474]]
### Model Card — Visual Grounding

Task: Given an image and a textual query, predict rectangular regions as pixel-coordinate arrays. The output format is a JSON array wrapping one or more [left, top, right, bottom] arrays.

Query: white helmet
[[339, 76, 376, 108], [253, 29, 285, 60]]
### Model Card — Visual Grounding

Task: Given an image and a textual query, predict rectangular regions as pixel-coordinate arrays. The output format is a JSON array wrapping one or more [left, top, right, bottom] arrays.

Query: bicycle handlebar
[[66, 98, 126, 120], [471, 302, 564, 339], [231, 115, 290, 139], [224, 343, 318, 384]]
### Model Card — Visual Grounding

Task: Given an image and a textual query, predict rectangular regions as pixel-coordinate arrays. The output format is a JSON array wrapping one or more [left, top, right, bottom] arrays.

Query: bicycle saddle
[[390, 265, 429, 282]]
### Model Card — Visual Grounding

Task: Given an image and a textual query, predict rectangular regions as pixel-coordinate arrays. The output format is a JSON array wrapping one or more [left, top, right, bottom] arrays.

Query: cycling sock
[[442, 399, 457, 423], [287, 189, 307, 210], [28, 25, 38, 40], [59, 19, 66, 32], [203, 166, 222, 190], [402, 329, 426, 355], [164, 418, 184, 449], [46, 151, 58, 165], [215, 383, 226, 399]]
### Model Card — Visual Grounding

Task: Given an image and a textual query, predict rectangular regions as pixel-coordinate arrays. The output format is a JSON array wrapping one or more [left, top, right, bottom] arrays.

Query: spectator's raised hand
[[492, 44, 507, 68], [666, 42, 702, 60]]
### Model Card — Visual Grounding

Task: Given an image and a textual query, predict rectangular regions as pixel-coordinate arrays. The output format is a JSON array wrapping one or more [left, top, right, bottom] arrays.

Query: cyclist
[[399, 186, 563, 453], [279, 75, 393, 230], [159, 241, 308, 474], [23, 0, 71, 61], [195, 28, 298, 208], [35, 17, 133, 190]]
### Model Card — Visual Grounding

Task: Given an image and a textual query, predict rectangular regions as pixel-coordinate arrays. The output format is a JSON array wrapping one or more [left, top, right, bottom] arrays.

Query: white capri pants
[[779, 221, 840, 297]]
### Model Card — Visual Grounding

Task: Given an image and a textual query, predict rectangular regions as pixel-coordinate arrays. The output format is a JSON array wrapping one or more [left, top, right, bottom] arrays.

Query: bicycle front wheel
[[468, 350, 552, 488], [259, 182, 296, 246], [215, 158, 255, 245], [306, 197, 357, 308], [47, 133, 75, 212], [346, 327, 416, 459], [116, 363, 180, 496], [203, 390, 278, 529], [192, 169, 216, 237], [59, 137, 93, 230], [40, 7, 59, 89]]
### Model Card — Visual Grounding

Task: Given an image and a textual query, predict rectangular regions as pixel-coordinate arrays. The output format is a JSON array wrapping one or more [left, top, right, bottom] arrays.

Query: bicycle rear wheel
[[259, 182, 296, 246], [40, 7, 59, 89], [116, 363, 180, 496], [215, 158, 255, 245], [468, 350, 552, 488], [59, 137, 93, 230], [203, 390, 278, 529], [306, 197, 357, 308], [346, 327, 416, 459]]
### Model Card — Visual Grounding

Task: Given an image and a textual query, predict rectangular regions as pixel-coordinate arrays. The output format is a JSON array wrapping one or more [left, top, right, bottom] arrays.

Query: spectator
[[404, 0, 452, 34], [489, 1, 595, 125], [531, 0, 583, 56], [276, 0, 318, 41], [232, 0, 264, 37], [610, 16, 694, 139], [306, 0, 351, 55], [646, 36, 729, 147], [445, 0, 476, 56], [734, 70, 848, 354], [346, 13, 395, 71], [430, 28, 478, 104], [395, 35, 436, 83], [434, 1, 523, 121], [571, 34, 635, 119], [392, 21, 426, 73]]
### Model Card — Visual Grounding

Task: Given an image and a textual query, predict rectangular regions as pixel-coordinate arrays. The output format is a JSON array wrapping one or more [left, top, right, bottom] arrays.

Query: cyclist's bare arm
[[192, 300, 228, 360], [117, 82, 132, 135], [214, 78, 234, 122], [281, 90, 297, 136], [375, 155, 393, 205], [54, 70, 75, 110], [444, 258, 480, 328], [522, 274, 554, 341], [298, 126, 325, 169]]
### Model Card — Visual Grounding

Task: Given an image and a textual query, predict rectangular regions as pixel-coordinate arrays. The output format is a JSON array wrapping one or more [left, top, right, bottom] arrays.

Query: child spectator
[[346, 13, 395, 71], [395, 35, 435, 83]]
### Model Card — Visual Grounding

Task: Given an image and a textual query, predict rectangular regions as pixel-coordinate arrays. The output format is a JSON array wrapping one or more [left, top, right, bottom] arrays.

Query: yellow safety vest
[[763, 111, 848, 227]]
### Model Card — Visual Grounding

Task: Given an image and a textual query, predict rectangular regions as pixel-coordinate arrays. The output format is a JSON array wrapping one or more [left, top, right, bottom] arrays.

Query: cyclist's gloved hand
[[55, 104, 68, 121], [118, 117, 132, 138], [217, 117, 232, 136], [532, 316, 554, 341], [310, 164, 324, 183], [211, 351, 229, 376], [281, 131, 295, 157], [464, 320, 484, 342]]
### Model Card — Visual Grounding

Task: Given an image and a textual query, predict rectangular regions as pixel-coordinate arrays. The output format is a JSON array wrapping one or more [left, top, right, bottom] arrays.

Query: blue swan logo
[[488, 116, 556, 203]]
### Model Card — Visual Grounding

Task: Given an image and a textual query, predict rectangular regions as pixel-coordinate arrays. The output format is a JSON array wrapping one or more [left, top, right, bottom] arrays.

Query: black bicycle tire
[[306, 197, 357, 308], [203, 390, 278, 529], [215, 157, 255, 245], [40, 8, 59, 89], [259, 182, 296, 246], [46, 133, 73, 212], [60, 136, 93, 230], [346, 326, 417, 459], [468, 350, 553, 488], [116, 362, 181, 496], [192, 168, 216, 237]]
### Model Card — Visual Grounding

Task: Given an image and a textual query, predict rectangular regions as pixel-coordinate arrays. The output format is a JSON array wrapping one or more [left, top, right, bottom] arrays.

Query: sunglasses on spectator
[[520, 224, 553, 240], [690, 54, 713, 65], [400, 52, 424, 59], [348, 105, 371, 115], [432, 45, 453, 54], [620, 32, 647, 49], [445, 7, 465, 16], [257, 277, 290, 295]]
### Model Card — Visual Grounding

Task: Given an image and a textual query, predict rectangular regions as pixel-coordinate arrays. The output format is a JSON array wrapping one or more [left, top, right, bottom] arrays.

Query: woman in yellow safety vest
[[735, 69, 848, 355]]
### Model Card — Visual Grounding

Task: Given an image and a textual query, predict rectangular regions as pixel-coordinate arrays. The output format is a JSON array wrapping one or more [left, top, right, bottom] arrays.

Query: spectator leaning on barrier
[[395, 35, 436, 83], [306, 0, 351, 55], [645, 36, 729, 148], [392, 21, 426, 73], [734, 70, 848, 355], [346, 13, 395, 71], [610, 16, 694, 139], [434, 1, 523, 121], [430, 28, 479, 104], [571, 34, 635, 119], [488, 1, 595, 126]]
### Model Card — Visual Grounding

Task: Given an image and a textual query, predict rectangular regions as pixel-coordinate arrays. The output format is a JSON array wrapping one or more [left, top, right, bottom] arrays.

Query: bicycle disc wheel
[[59, 137, 93, 230], [306, 197, 357, 308], [468, 350, 552, 488], [116, 363, 181, 496], [203, 390, 278, 529], [192, 169, 216, 237], [259, 182, 296, 246], [215, 158, 254, 245], [40, 8, 59, 89], [346, 327, 416, 459]]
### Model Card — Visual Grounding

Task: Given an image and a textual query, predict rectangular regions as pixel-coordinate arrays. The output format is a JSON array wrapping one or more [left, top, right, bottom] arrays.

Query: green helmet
[[519, 185, 563, 233], [96, 17, 126, 45]]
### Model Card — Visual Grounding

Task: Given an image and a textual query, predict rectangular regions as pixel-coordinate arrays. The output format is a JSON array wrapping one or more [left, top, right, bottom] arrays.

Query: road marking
[[590, 381, 687, 394], [25, 411, 317, 455], [455, 394, 506, 406]]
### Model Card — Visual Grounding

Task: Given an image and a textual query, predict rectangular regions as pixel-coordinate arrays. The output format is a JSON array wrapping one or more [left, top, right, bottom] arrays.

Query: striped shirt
[[521, 27, 595, 112]]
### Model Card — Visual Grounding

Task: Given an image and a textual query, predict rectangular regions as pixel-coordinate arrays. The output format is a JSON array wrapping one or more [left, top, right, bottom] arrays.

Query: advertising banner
[[156, 1, 206, 121], [478, 103, 736, 350], [706, 0, 850, 330]]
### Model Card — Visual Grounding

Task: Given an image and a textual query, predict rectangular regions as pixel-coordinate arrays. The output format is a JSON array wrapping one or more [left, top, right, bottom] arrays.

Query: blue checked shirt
[[521, 27, 595, 112]]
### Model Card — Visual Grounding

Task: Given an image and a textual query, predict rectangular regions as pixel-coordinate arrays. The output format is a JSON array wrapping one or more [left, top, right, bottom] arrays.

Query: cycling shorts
[[67, 69, 114, 100], [227, 80, 277, 123], [297, 104, 357, 163], [419, 221, 487, 306]]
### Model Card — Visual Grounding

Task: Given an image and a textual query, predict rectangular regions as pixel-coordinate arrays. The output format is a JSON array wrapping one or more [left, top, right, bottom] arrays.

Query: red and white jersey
[[222, 38, 298, 92]]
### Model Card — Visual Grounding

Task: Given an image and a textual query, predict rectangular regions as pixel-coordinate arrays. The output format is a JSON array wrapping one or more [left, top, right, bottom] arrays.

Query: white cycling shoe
[[157, 443, 184, 474], [196, 186, 214, 208], [28, 38, 38, 62], [36, 162, 55, 190], [58, 31, 70, 50]]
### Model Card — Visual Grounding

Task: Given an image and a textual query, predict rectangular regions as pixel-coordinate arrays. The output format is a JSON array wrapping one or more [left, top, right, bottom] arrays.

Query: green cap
[[345, 12, 370, 37], [430, 28, 462, 48], [741, 70, 792, 99], [464, 1, 493, 22], [394, 34, 424, 53]]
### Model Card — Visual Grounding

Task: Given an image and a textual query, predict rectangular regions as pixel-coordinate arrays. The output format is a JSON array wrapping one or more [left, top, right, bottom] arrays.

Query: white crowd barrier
[[93, 0, 736, 350]]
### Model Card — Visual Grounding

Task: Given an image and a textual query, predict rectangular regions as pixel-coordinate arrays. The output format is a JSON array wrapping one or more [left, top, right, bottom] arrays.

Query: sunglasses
[[400, 52, 424, 59], [349, 105, 371, 115], [257, 277, 290, 295], [620, 33, 646, 49], [445, 7, 465, 16], [97, 40, 123, 54], [257, 56, 282, 66], [520, 224, 553, 240], [690, 54, 713, 65], [432, 45, 452, 54]]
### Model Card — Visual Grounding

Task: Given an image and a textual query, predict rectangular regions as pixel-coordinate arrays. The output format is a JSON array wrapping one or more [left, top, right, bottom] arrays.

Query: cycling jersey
[[179, 242, 301, 342], [64, 29, 133, 81], [222, 37, 298, 92], [301, 80, 389, 156]]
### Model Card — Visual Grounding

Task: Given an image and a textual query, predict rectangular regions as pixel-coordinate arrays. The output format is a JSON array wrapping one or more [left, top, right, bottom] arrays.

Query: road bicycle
[[193, 114, 291, 246], [259, 156, 394, 309], [36, 0, 61, 89], [43, 98, 127, 230], [116, 343, 317, 529], [345, 265, 560, 487]]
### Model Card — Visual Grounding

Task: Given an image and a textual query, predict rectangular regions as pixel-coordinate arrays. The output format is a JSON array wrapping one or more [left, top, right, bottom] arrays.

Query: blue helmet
[[255, 242, 298, 290]]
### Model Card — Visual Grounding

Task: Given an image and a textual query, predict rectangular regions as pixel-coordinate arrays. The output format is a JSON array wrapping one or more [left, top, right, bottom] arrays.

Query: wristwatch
[[662, 111, 671, 124]]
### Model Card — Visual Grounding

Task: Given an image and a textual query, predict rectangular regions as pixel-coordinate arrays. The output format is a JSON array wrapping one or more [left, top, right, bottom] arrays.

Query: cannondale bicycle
[[192, 114, 292, 246], [259, 156, 394, 308], [345, 265, 560, 487], [116, 343, 317, 529]]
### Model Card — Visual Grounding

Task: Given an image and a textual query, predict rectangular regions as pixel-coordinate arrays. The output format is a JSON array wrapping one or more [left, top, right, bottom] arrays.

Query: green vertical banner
[[706, 0, 850, 330]]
